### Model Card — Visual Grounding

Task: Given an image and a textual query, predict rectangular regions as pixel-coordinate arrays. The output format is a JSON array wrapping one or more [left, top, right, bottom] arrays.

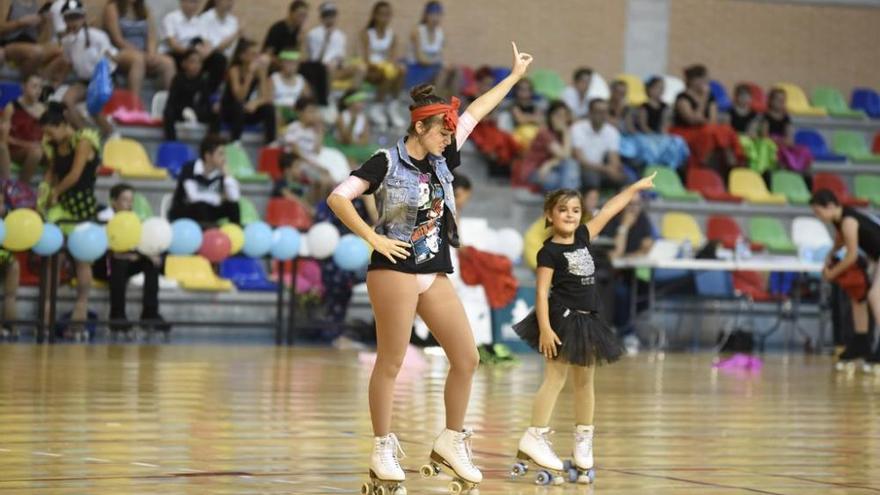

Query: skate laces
[[536, 429, 559, 458], [455, 429, 475, 466], [379, 433, 406, 469], [574, 430, 593, 453]]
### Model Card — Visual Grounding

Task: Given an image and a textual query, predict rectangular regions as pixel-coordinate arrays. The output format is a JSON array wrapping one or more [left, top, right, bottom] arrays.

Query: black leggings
[[220, 102, 276, 144]]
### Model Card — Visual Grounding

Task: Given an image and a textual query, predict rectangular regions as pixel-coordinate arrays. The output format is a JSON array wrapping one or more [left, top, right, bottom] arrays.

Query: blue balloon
[[242, 221, 273, 258], [270, 227, 301, 261], [333, 234, 370, 271], [0, 218, 5, 246], [169, 218, 203, 255], [33, 223, 64, 256], [68, 223, 108, 262]]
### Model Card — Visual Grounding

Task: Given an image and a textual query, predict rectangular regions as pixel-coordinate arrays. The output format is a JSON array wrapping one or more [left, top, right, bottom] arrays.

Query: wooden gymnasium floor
[[0, 344, 878, 494]]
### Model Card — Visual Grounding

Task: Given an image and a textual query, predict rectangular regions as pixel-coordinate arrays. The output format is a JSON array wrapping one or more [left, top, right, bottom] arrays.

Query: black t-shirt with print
[[537, 224, 600, 312], [351, 138, 460, 274]]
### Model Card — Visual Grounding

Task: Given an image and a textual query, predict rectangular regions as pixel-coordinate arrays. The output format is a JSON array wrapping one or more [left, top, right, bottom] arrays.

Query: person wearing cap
[[359, 1, 407, 129], [327, 88, 376, 164], [271, 50, 312, 126], [408, 1, 456, 97], [327, 42, 534, 492], [305, 2, 364, 91]]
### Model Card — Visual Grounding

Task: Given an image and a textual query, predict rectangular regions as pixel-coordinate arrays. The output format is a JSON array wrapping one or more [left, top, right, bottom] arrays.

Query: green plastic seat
[[811, 87, 866, 119], [831, 131, 880, 164], [530, 69, 566, 101], [749, 217, 797, 254], [239, 197, 261, 225], [132, 192, 154, 220], [854, 174, 880, 206], [225, 143, 270, 183], [770, 170, 810, 205], [645, 166, 702, 202]]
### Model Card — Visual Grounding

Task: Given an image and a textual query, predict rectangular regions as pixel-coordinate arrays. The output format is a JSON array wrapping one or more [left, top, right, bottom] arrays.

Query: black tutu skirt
[[513, 298, 623, 367]]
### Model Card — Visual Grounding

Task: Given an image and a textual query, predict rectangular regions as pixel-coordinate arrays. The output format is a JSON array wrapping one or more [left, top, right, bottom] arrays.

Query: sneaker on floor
[[623, 334, 640, 355], [333, 335, 367, 350]]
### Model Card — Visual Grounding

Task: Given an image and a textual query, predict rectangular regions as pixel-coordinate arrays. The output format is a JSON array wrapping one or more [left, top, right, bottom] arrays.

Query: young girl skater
[[328, 42, 532, 495], [512, 174, 656, 485]]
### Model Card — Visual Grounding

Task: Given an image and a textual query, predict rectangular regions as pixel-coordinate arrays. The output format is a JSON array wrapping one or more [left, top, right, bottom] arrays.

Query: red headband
[[410, 96, 460, 131]]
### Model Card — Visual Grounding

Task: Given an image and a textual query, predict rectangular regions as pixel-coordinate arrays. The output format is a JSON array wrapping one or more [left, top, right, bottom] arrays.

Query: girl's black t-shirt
[[764, 112, 791, 137], [728, 107, 757, 134], [537, 224, 600, 312]]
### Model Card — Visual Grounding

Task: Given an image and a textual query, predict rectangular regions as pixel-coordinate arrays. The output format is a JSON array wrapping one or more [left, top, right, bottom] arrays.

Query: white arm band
[[456, 112, 478, 151], [331, 175, 370, 200]]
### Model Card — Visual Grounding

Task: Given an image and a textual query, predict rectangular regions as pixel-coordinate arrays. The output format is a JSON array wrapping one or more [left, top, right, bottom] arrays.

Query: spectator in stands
[[271, 50, 311, 126], [453, 171, 472, 212], [525, 100, 575, 192], [469, 66, 520, 173], [272, 150, 312, 206], [102, 0, 175, 90], [199, 0, 240, 59], [0, 117, 21, 340], [58, 0, 146, 136], [608, 79, 633, 133], [305, 3, 364, 95], [730, 83, 777, 175], [283, 97, 324, 168], [329, 89, 375, 164], [635, 76, 667, 134], [168, 134, 241, 226], [508, 77, 542, 149], [263, 0, 308, 59], [728, 84, 758, 135], [360, 1, 406, 129], [162, 48, 216, 141], [220, 38, 275, 144], [669, 64, 743, 176], [93, 183, 167, 334], [408, 1, 456, 97], [39, 101, 101, 338], [571, 98, 625, 189], [0, 0, 65, 84], [561, 67, 593, 120], [764, 88, 812, 173], [161, 0, 226, 95], [2, 73, 44, 183]]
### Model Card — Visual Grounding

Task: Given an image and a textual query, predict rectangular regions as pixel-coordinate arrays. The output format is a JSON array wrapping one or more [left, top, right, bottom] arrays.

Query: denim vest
[[373, 137, 460, 247]]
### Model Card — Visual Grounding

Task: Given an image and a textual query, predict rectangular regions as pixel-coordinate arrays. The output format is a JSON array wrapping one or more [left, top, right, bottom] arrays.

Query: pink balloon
[[198, 228, 232, 263]]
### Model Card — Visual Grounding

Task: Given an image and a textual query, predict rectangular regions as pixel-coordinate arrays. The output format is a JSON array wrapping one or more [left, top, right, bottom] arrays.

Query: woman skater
[[511, 174, 655, 485], [328, 42, 532, 494]]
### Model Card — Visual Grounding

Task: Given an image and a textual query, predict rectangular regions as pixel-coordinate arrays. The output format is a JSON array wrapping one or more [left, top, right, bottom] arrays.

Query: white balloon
[[299, 238, 311, 257], [497, 227, 524, 262], [307, 222, 340, 259], [137, 217, 173, 256]]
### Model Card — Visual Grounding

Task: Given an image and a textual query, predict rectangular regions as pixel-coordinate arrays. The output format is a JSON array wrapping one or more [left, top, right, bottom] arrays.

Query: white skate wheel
[[510, 462, 526, 477], [448, 480, 463, 494], [419, 464, 435, 478], [360, 481, 372, 494], [376, 485, 387, 495], [535, 470, 551, 485]]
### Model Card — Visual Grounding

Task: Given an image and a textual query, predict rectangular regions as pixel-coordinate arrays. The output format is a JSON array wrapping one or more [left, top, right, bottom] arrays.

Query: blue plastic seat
[[219, 257, 278, 292], [155, 141, 196, 177], [694, 270, 734, 297], [0, 82, 22, 108], [710, 80, 732, 113], [850, 88, 880, 119], [491, 66, 512, 85], [794, 129, 846, 162]]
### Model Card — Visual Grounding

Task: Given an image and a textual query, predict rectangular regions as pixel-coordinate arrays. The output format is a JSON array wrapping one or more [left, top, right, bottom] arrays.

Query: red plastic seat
[[733, 271, 781, 302], [739, 81, 767, 113], [101, 89, 145, 114], [706, 215, 764, 251], [812, 172, 870, 207], [265, 197, 313, 230], [872, 132, 880, 154], [686, 168, 741, 203], [258, 147, 283, 181]]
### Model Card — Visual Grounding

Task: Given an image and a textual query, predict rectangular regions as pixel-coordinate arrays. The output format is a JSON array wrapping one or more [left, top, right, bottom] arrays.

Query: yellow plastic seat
[[774, 83, 827, 117], [729, 168, 787, 205], [165, 255, 234, 291], [103, 137, 169, 180], [661, 212, 705, 247], [524, 217, 552, 270], [615, 73, 648, 106]]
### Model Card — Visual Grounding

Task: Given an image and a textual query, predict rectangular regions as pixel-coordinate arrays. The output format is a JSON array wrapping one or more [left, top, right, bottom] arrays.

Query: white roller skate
[[361, 433, 407, 495], [420, 428, 481, 494], [510, 426, 565, 485], [570, 424, 596, 484]]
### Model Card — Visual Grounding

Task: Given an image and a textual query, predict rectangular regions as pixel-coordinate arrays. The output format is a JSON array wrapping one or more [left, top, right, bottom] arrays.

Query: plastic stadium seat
[[102, 89, 145, 114], [151, 90, 168, 119], [749, 217, 797, 254], [740, 82, 766, 113], [686, 168, 741, 203], [729, 168, 787, 205], [794, 129, 846, 162], [587, 72, 610, 100], [165, 255, 234, 291], [770, 170, 811, 205], [831, 131, 880, 164], [266, 197, 313, 230], [850, 88, 880, 118], [812, 172, 870, 207], [529, 69, 566, 101], [103, 138, 169, 179], [707, 215, 763, 251], [225, 143, 270, 183], [854, 174, 880, 206], [646, 166, 702, 202], [811, 87, 866, 119], [219, 257, 277, 291], [661, 212, 705, 247], [155, 141, 195, 178], [615, 73, 647, 106], [695, 270, 733, 297], [661, 75, 685, 106], [458, 65, 477, 98], [872, 132, 880, 154], [491, 66, 512, 85], [0, 82, 22, 108], [791, 216, 833, 250], [15, 252, 40, 287], [258, 147, 283, 181], [239, 197, 261, 225], [132, 192, 153, 220], [733, 271, 777, 302], [710, 80, 732, 113], [773, 83, 827, 117]]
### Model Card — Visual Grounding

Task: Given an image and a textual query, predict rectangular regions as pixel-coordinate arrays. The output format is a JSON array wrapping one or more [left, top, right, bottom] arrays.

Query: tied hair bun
[[409, 84, 445, 110]]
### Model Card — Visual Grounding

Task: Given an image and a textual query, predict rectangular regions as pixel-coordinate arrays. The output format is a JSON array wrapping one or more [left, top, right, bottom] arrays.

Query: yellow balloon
[[220, 223, 244, 255], [107, 211, 142, 252], [3, 208, 43, 251]]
